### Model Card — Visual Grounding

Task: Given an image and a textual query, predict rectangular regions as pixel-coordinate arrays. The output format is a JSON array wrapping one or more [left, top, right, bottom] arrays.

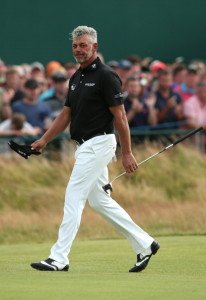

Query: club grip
[[173, 127, 204, 146]]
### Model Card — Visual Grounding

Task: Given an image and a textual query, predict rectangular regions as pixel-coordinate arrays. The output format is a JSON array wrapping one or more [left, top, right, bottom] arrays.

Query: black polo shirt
[[64, 57, 124, 141]]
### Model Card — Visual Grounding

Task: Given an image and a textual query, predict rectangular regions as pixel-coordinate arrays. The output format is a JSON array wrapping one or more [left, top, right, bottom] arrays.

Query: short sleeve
[[101, 70, 124, 107]]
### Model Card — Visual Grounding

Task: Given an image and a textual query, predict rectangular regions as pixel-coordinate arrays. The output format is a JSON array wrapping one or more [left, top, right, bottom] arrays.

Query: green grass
[[0, 236, 206, 300], [1, 145, 206, 243]]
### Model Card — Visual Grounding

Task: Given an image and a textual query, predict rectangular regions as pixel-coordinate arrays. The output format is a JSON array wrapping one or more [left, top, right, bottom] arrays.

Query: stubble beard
[[74, 50, 94, 65]]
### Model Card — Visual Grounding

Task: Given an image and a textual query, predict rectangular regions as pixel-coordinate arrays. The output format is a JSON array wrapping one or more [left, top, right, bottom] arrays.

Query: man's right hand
[[122, 152, 138, 173], [31, 138, 47, 152]]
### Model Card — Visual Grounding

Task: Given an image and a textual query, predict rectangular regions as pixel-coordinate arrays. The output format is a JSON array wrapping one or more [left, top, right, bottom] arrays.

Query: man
[[12, 79, 51, 133], [30, 26, 160, 273], [117, 59, 133, 87], [171, 64, 187, 90], [64, 62, 78, 79], [124, 77, 157, 128], [155, 70, 183, 128], [174, 64, 200, 102], [183, 81, 206, 128], [44, 71, 69, 119], [4, 67, 25, 104], [0, 112, 40, 136]]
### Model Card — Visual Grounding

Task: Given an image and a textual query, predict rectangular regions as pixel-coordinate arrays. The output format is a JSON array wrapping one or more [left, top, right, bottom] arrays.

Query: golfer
[[31, 25, 159, 273]]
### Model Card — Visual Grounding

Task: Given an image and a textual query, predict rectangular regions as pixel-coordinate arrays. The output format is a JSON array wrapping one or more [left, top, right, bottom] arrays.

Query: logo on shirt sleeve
[[114, 92, 124, 98]]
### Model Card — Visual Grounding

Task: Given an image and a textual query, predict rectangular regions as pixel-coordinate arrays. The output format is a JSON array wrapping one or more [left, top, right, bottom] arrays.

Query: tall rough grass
[[0, 143, 205, 244]]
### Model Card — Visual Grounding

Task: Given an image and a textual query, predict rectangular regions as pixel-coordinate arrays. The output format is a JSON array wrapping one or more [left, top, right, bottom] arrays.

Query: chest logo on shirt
[[71, 84, 76, 91], [85, 83, 95, 87]]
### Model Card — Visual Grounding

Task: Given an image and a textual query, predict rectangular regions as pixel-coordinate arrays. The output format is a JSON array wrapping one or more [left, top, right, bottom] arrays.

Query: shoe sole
[[30, 263, 69, 272], [129, 241, 160, 273]]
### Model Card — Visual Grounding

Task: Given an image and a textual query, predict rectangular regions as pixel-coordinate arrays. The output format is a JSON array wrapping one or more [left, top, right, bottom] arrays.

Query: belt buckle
[[74, 140, 81, 146], [74, 138, 85, 146]]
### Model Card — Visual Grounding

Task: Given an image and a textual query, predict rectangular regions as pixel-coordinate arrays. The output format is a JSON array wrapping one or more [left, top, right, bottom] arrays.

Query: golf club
[[102, 126, 204, 193]]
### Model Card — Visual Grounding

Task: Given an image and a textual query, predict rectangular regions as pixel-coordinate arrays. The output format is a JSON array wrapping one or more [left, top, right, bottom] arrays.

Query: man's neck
[[159, 87, 170, 96], [24, 98, 37, 105]]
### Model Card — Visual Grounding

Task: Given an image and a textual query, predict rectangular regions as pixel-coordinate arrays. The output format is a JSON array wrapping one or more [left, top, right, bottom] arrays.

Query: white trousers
[[50, 134, 154, 265]]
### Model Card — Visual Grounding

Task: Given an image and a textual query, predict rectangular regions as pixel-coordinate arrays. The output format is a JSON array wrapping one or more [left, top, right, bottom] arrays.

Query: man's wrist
[[122, 150, 132, 155], [41, 136, 49, 145]]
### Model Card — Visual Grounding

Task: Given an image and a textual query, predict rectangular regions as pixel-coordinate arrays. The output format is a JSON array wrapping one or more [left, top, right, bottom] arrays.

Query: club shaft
[[137, 146, 169, 166], [110, 171, 126, 183], [172, 126, 203, 145], [110, 147, 171, 183], [109, 127, 203, 184]]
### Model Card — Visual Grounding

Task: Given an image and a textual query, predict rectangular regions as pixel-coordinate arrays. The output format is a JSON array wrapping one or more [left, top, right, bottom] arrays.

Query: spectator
[[139, 71, 153, 100], [0, 87, 13, 121], [124, 77, 157, 128], [147, 60, 168, 96], [171, 64, 187, 90], [183, 81, 206, 128], [190, 59, 206, 80], [118, 59, 133, 87], [42, 71, 69, 155], [32, 75, 48, 96], [149, 60, 168, 77], [4, 67, 25, 104], [0, 112, 41, 136], [12, 79, 51, 132], [154, 70, 183, 128], [127, 55, 141, 78], [0, 58, 7, 87], [141, 56, 153, 72], [46, 61, 62, 78], [127, 54, 141, 65], [31, 62, 45, 77], [174, 64, 200, 101], [30, 65, 48, 97], [106, 60, 120, 73], [21, 63, 32, 80], [30, 62, 48, 95], [64, 62, 78, 79], [39, 64, 67, 102], [44, 71, 69, 119]]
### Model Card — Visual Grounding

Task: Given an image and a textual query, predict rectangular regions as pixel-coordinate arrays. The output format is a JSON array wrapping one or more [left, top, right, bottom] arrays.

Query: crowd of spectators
[[0, 54, 206, 153]]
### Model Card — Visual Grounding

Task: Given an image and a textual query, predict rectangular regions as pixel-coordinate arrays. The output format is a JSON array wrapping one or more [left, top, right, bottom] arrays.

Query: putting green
[[0, 236, 205, 300]]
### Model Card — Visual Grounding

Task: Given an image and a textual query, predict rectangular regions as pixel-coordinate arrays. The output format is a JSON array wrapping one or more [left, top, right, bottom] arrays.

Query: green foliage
[[133, 146, 206, 201], [0, 145, 206, 243], [0, 158, 70, 211]]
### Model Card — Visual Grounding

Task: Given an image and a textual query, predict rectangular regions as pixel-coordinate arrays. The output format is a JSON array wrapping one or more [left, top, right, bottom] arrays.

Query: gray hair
[[70, 26, 97, 42]]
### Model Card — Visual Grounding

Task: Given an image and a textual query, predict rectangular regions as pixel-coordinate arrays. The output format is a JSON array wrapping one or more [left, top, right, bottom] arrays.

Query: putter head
[[102, 183, 113, 194]]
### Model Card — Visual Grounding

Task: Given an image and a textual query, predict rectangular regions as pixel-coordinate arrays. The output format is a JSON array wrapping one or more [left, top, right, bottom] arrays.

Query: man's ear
[[93, 43, 98, 51]]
